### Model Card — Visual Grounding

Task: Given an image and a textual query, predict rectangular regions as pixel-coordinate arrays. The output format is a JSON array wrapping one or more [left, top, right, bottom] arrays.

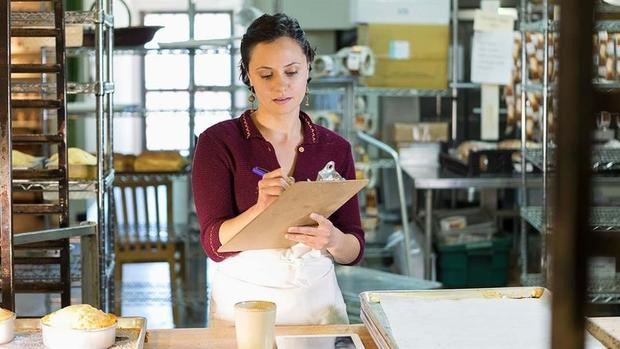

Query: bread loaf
[[41, 304, 116, 330], [114, 153, 136, 172], [47, 148, 97, 180], [48, 148, 97, 166], [134, 151, 188, 172], [0, 309, 13, 322], [11, 149, 37, 167]]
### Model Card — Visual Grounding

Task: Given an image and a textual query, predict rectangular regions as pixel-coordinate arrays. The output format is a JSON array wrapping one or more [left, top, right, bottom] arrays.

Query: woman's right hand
[[255, 168, 293, 212]]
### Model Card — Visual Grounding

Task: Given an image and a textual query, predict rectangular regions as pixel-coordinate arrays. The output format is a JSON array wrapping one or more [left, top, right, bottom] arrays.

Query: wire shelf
[[521, 206, 620, 232], [522, 81, 620, 93], [355, 159, 396, 171], [450, 82, 481, 90], [525, 148, 620, 172], [356, 87, 450, 97], [521, 206, 545, 232], [520, 19, 620, 33], [11, 10, 105, 27], [11, 81, 114, 95], [520, 82, 554, 93], [12, 171, 114, 193], [66, 46, 229, 57], [518, 20, 557, 32], [522, 273, 620, 304], [13, 180, 96, 193], [594, 80, 620, 92], [598, 3, 620, 13]]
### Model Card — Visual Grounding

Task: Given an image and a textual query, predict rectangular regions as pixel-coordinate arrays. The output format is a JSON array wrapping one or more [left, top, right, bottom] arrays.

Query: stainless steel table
[[402, 166, 620, 280], [401, 166, 543, 280]]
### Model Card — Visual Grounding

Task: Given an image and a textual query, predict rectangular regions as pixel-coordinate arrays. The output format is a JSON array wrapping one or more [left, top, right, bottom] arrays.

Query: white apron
[[209, 243, 349, 326]]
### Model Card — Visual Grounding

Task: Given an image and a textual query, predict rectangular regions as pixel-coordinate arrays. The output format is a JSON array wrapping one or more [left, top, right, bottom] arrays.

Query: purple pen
[[252, 166, 269, 177]]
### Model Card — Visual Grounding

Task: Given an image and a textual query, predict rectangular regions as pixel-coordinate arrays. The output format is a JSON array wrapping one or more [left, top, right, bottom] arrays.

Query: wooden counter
[[145, 324, 377, 349], [144, 318, 620, 348]]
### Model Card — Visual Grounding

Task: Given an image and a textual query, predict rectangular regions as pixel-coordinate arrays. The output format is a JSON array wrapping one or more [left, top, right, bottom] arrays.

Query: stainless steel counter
[[401, 166, 542, 279], [401, 165, 620, 280]]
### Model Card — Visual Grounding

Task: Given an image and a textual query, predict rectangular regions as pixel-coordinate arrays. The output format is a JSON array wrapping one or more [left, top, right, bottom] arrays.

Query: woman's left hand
[[286, 212, 343, 250]]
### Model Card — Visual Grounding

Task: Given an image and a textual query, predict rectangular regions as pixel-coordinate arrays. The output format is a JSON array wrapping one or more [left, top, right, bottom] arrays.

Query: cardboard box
[[14, 215, 46, 234], [354, 0, 450, 25], [394, 122, 449, 143], [358, 24, 449, 89], [12, 192, 47, 234]]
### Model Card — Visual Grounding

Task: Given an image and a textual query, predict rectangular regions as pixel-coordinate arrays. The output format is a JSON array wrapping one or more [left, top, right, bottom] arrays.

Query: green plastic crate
[[437, 235, 512, 288]]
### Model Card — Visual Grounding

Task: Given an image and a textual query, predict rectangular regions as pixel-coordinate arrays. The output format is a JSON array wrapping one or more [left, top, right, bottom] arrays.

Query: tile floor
[[120, 260, 210, 329], [16, 260, 209, 329]]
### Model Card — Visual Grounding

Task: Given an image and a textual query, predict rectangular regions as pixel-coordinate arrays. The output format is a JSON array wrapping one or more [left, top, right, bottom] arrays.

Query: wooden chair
[[113, 174, 186, 324]]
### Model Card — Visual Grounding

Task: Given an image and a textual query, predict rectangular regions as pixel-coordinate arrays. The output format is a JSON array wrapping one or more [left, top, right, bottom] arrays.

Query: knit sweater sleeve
[[329, 142, 365, 265], [192, 130, 239, 262]]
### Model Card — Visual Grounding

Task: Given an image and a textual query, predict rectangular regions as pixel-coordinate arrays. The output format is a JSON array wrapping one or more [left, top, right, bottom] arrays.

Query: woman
[[192, 13, 364, 326]]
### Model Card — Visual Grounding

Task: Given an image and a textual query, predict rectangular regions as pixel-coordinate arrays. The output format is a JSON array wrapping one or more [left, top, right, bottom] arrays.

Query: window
[[143, 11, 235, 152]]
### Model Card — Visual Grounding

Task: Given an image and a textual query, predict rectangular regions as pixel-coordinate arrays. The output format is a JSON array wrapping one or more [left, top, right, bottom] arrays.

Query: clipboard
[[218, 179, 368, 252]]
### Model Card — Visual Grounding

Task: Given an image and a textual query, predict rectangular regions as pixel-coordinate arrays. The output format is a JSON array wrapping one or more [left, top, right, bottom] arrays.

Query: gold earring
[[304, 88, 310, 107]]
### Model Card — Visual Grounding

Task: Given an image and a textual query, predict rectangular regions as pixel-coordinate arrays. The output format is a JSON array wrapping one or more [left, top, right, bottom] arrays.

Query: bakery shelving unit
[[546, 0, 620, 346], [2, 0, 115, 311], [323, 0, 505, 280], [0, 0, 13, 311], [519, 0, 620, 306]]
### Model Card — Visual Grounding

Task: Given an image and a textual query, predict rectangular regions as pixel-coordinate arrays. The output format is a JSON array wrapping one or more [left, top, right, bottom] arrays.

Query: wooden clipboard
[[218, 179, 368, 252]]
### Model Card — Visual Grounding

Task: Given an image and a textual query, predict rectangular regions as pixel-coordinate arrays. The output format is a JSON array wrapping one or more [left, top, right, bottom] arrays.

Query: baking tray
[[83, 26, 163, 47], [586, 318, 620, 349], [3, 316, 146, 349], [360, 288, 610, 349], [360, 309, 390, 349], [360, 287, 551, 349]]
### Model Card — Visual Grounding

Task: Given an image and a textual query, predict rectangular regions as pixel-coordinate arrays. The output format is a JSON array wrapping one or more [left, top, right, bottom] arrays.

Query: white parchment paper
[[380, 296, 604, 349]]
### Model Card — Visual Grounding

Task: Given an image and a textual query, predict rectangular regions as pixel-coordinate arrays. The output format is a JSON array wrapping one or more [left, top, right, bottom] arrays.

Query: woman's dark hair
[[239, 13, 315, 87]]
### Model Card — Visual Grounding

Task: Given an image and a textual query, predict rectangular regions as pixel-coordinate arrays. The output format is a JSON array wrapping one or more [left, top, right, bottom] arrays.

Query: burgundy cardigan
[[191, 110, 364, 264]]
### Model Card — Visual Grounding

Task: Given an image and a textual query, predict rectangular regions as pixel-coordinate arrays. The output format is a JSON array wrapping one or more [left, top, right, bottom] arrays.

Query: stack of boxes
[[355, 0, 451, 89], [353, 1, 452, 176]]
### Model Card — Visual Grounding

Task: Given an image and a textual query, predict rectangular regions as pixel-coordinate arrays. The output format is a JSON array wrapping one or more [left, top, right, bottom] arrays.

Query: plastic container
[[437, 235, 512, 288], [434, 208, 497, 246]]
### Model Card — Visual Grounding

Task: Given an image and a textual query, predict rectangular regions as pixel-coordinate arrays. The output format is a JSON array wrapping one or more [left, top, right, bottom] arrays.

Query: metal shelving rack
[[518, 0, 553, 287], [6, 0, 74, 311], [519, 0, 620, 306], [95, 0, 115, 312], [306, 77, 427, 286], [2, 1, 115, 311], [0, 0, 13, 312], [308, 76, 357, 141], [352, 0, 462, 142], [350, 0, 500, 280]]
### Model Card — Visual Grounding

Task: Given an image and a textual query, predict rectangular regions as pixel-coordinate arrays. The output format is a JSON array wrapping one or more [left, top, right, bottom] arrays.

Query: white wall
[[252, 0, 355, 30], [124, 0, 243, 23]]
